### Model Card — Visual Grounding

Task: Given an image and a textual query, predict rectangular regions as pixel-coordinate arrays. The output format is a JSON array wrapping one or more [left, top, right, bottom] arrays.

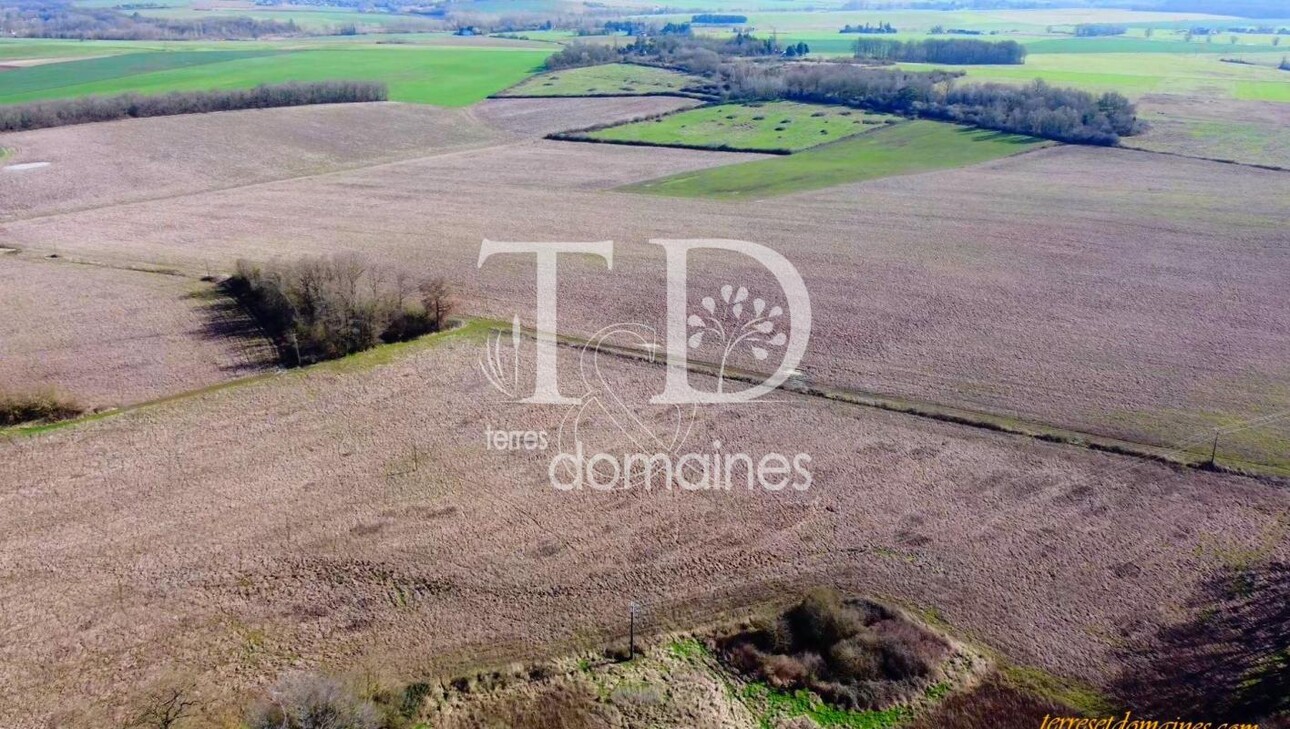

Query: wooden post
[[628, 601, 640, 660]]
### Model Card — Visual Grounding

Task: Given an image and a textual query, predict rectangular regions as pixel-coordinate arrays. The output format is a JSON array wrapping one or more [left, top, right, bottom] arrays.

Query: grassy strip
[[621, 120, 1047, 199], [740, 683, 908, 729], [566, 101, 895, 153], [0, 50, 281, 100], [496, 62, 706, 97], [0, 47, 549, 106]]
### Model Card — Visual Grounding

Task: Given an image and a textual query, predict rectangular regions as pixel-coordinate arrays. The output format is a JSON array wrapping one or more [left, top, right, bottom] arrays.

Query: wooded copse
[[226, 256, 453, 367], [852, 37, 1027, 65], [0, 81, 388, 132], [724, 63, 1138, 145]]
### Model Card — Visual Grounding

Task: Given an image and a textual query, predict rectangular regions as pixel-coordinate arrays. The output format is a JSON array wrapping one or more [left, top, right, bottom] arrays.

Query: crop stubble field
[[2, 335, 1287, 727], [3, 101, 1285, 469], [0, 255, 272, 409], [1, 61, 1288, 726]]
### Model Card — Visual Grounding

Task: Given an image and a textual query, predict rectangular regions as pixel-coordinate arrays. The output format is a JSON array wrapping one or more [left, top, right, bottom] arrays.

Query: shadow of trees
[[190, 287, 281, 372], [1113, 560, 1290, 721]]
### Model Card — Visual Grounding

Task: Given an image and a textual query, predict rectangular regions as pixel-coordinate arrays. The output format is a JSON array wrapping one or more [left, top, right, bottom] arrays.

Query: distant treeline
[[0, 81, 387, 132], [1139, 0, 1287, 19], [724, 63, 1136, 145], [840, 22, 897, 34], [1074, 24, 1127, 37], [546, 32, 777, 73], [853, 37, 1026, 64], [691, 13, 746, 24], [1, 0, 302, 39], [546, 33, 1137, 145]]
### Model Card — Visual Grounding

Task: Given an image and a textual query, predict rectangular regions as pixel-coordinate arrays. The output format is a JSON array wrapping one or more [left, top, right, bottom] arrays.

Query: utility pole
[[1209, 429, 1219, 467], [628, 601, 641, 660]]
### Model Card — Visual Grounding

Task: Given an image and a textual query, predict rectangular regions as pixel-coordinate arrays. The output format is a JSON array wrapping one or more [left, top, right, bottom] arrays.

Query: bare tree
[[127, 686, 197, 729]]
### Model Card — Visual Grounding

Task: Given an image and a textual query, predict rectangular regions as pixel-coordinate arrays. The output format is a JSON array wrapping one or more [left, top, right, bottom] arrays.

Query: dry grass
[[473, 96, 703, 138], [2, 123, 1284, 469], [1123, 95, 1290, 169], [1, 338, 1286, 727], [0, 255, 274, 411]]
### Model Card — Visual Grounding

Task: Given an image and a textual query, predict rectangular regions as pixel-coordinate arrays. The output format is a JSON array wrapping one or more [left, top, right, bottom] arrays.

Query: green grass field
[[582, 101, 894, 151], [621, 120, 1045, 199], [131, 7, 441, 31], [0, 46, 549, 106], [499, 63, 703, 96], [902, 52, 1290, 101]]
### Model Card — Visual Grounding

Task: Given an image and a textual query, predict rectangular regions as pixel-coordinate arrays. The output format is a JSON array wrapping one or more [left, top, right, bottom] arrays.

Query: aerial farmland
[[0, 0, 1287, 727]]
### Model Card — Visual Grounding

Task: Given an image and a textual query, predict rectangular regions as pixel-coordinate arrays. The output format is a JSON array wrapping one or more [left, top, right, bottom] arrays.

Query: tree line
[[0, 81, 388, 132], [1074, 24, 1127, 37], [723, 63, 1137, 145], [1, 0, 304, 39], [852, 37, 1027, 64], [840, 22, 897, 34], [691, 14, 746, 24]]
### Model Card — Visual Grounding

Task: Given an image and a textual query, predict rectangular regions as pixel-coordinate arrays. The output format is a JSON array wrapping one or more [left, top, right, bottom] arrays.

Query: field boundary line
[[6, 315, 1286, 484], [501, 320, 1290, 484], [1116, 143, 1290, 173]]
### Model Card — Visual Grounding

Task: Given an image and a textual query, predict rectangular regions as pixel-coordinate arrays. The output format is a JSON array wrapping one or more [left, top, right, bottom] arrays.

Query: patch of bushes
[[0, 81, 388, 133], [225, 255, 453, 367], [0, 390, 82, 427], [718, 589, 951, 711], [247, 672, 433, 729], [544, 42, 621, 70]]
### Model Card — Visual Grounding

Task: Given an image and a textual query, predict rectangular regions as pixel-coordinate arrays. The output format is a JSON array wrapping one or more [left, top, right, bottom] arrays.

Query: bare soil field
[[0, 102, 502, 220], [1123, 95, 1290, 169], [473, 96, 703, 138], [3, 126, 1285, 471], [0, 254, 273, 411], [1, 335, 1285, 727]]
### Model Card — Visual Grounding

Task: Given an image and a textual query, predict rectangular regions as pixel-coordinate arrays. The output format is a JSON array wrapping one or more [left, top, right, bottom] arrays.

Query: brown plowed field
[[0, 102, 501, 220], [3, 118, 1285, 469], [0, 255, 273, 410], [0, 337, 1285, 728]]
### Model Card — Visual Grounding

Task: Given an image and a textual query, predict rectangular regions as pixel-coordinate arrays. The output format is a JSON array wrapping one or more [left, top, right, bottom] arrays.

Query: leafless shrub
[[0, 389, 83, 426], [717, 589, 951, 710], [247, 672, 381, 729], [127, 685, 197, 729]]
